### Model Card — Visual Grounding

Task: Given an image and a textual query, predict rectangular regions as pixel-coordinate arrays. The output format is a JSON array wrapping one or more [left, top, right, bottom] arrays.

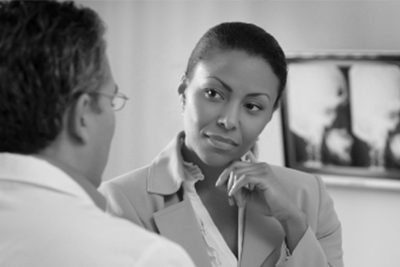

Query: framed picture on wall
[[281, 51, 400, 179]]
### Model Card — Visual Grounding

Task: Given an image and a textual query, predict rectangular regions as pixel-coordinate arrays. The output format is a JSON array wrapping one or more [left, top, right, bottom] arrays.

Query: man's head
[[0, 0, 118, 186]]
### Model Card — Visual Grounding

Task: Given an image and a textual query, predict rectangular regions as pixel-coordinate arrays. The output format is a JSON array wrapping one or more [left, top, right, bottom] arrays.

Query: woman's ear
[[178, 75, 188, 109], [178, 75, 188, 94], [67, 93, 92, 144]]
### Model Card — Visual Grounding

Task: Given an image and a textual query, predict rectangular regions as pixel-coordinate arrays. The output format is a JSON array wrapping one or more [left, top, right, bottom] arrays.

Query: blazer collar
[[147, 132, 285, 266], [147, 133, 213, 267], [147, 132, 187, 195]]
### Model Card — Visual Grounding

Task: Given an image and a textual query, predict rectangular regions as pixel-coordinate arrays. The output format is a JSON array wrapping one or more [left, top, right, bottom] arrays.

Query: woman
[[100, 22, 343, 267]]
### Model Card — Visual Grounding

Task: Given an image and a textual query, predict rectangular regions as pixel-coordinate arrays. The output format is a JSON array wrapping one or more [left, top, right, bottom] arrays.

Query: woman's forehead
[[191, 51, 279, 99], [195, 50, 271, 77]]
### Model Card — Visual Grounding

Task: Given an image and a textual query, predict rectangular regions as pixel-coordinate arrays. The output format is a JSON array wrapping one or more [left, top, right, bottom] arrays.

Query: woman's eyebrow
[[208, 75, 270, 100], [208, 76, 233, 92], [247, 92, 270, 100]]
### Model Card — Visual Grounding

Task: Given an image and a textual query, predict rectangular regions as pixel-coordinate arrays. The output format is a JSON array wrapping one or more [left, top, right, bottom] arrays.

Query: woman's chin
[[200, 154, 236, 169]]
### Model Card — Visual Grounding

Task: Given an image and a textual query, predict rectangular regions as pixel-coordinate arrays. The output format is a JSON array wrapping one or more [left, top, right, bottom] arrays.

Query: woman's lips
[[206, 134, 239, 150]]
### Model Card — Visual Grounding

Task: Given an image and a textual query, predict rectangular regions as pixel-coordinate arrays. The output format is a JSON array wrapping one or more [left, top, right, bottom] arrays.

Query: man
[[0, 1, 194, 266]]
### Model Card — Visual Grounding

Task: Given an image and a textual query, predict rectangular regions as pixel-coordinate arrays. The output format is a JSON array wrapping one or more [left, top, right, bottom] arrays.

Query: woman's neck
[[181, 141, 227, 188]]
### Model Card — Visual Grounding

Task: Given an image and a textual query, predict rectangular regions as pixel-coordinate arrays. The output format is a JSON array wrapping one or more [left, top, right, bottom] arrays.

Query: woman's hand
[[215, 152, 296, 222], [215, 152, 308, 252]]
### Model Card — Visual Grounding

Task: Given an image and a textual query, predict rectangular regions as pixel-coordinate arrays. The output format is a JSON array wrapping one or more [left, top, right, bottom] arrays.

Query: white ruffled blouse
[[181, 160, 245, 267]]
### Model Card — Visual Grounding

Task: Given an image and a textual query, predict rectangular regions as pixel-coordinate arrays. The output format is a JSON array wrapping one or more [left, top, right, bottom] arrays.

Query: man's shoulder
[[88, 212, 170, 247], [60, 201, 191, 263], [79, 212, 194, 266], [0, 187, 191, 266]]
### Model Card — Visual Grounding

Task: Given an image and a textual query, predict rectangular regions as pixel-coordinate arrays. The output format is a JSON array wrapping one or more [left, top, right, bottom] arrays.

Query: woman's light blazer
[[100, 133, 343, 267]]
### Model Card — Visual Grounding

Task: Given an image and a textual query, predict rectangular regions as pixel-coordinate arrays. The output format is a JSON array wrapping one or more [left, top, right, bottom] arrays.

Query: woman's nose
[[217, 104, 239, 130]]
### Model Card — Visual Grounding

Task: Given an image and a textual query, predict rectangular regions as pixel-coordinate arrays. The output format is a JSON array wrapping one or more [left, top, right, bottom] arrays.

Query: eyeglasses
[[90, 91, 129, 111]]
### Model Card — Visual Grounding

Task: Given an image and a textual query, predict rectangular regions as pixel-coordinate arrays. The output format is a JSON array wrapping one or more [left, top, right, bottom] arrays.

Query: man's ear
[[67, 93, 92, 144]]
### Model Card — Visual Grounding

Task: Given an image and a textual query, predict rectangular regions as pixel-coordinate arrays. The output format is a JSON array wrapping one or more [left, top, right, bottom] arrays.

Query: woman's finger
[[245, 151, 258, 163], [215, 161, 253, 186], [248, 183, 255, 191], [231, 175, 247, 207], [227, 171, 235, 195], [228, 174, 262, 197], [215, 165, 234, 186]]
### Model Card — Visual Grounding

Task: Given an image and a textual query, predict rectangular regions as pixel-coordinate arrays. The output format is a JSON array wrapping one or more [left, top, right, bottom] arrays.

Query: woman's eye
[[205, 89, 223, 100], [245, 103, 263, 112]]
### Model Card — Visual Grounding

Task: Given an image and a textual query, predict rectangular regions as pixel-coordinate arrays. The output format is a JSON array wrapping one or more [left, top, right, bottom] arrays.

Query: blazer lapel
[[154, 198, 212, 267], [148, 133, 211, 266], [240, 207, 285, 267]]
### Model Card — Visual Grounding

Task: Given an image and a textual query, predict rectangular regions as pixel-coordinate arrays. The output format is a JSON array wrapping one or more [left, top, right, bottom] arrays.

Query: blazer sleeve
[[277, 175, 344, 267], [99, 182, 146, 228]]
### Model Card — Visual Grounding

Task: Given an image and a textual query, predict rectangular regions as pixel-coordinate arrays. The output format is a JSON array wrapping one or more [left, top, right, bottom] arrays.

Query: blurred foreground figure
[[0, 1, 194, 266]]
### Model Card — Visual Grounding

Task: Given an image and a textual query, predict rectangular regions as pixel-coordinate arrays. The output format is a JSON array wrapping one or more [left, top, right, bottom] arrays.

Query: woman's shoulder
[[269, 164, 326, 197], [270, 164, 319, 181], [268, 165, 335, 226], [99, 164, 152, 200], [99, 163, 165, 226]]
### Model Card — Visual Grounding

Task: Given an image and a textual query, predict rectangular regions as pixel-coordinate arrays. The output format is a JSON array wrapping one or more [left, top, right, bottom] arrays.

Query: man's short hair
[[0, 0, 106, 154]]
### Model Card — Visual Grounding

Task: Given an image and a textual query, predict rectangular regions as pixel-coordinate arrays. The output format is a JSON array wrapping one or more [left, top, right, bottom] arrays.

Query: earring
[[179, 94, 185, 114]]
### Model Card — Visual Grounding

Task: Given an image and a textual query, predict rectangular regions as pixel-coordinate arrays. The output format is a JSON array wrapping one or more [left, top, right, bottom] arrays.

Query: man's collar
[[43, 156, 107, 211], [0, 153, 106, 211]]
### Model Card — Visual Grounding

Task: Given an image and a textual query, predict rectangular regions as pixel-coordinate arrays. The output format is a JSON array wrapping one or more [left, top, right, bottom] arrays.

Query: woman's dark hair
[[184, 22, 287, 110], [0, 0, 106, 154]]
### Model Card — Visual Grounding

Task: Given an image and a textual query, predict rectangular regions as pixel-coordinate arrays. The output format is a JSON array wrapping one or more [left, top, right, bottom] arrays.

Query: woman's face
[[181, 50, 279, 167]]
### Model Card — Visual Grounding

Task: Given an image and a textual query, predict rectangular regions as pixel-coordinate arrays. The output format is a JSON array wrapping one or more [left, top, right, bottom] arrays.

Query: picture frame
[[281, 51, 400, 179]]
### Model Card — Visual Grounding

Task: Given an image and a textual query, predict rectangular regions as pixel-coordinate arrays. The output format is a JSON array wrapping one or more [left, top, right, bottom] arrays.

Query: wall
[[80, 1, 400, 266]]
